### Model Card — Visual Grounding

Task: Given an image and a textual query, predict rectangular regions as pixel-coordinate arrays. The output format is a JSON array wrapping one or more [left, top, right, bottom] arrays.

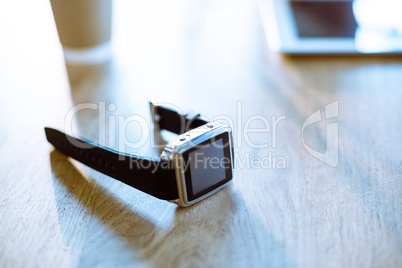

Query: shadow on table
[[49, 149, 295, 267], [50, 150, 159, 264]]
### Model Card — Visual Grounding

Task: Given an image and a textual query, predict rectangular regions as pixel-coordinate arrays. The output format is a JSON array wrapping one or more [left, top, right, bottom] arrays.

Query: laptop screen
[[290, 1, 357, 38]]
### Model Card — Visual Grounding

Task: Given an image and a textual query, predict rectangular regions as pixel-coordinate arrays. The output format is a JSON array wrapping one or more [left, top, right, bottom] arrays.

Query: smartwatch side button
[[161, 151, 172, 161], [161, 152, 169, 161]]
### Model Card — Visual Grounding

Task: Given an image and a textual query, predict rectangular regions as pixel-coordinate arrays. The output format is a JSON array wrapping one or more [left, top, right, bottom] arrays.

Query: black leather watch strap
[[154, 105, 208, 134], [45, 127, 178, 200]]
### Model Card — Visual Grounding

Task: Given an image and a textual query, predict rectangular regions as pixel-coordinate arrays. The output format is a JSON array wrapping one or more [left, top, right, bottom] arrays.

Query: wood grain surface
[[0, 0, 401, 267]]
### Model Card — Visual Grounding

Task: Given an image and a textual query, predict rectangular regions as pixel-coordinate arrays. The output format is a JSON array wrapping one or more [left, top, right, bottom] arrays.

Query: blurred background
[[47, 0, 402, 157]]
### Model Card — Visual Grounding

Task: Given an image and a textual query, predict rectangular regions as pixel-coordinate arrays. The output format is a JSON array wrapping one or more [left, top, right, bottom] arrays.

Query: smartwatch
[[45, 102, 234, 207]]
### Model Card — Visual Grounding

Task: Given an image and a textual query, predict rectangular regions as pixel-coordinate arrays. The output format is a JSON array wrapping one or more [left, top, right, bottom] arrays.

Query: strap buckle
[[184, 111, 201, 122], [149, 101, 160, 131]]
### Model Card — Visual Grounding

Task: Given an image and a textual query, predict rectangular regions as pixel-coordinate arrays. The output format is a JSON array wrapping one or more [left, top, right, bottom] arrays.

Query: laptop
[[258, 0, 402, 54]]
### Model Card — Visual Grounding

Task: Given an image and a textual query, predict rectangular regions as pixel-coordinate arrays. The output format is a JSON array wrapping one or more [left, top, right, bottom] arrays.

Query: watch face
[[182, 132, 233, 202]]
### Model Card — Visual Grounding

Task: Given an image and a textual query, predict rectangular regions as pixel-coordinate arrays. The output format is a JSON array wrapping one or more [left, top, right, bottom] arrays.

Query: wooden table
[[1, 0, 401, 267]]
